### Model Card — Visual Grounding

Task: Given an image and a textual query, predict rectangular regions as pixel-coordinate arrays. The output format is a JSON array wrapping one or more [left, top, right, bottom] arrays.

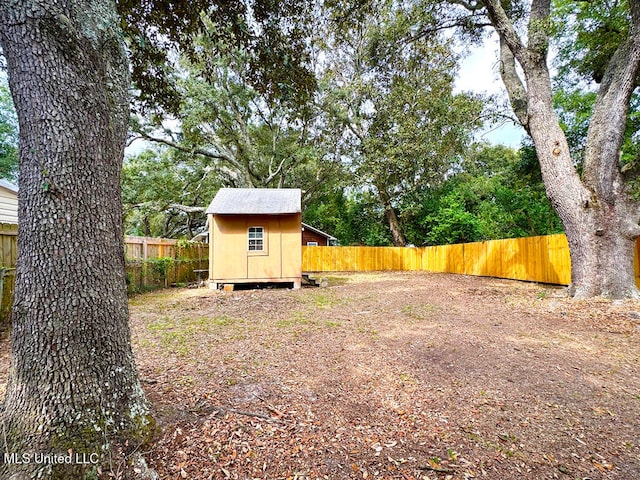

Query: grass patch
[[324, 320, 342, 328], [322, 275, 351, 286], [276, 311, 312, 328], [146, 314, 243, 356], [129, 290, 176, 307], [313, 294, 335, 308], [400, 303, 437, 320]]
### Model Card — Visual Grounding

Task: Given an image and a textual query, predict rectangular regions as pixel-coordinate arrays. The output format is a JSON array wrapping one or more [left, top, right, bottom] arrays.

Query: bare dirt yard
[[127, 271, 640, 480], [2, 272, 638, 479]]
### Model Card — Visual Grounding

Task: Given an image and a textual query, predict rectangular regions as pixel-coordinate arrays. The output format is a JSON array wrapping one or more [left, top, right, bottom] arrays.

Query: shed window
[[307, 241, 319, 246], [248, 226, 264, 251]]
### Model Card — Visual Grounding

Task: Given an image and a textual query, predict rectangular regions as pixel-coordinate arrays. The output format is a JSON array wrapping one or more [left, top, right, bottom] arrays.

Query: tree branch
[[528, 0, 551, 60], [448, 0, 481, 11], [483, 0, 527, 67], [498, 36, 529, 131], [583, 0, 640, 200], [140, 131, 255, 187], [140, 131, 236, 164], [264, 157, 286, 185], [406, 19, 492, 45], [168, 204, 205, 214]]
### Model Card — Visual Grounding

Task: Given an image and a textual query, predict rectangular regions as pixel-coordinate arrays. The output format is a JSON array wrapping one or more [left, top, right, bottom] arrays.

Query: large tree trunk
[[564, 214, 639, 298], [0, 1, 154, 478], [486, 0, 640, 298]]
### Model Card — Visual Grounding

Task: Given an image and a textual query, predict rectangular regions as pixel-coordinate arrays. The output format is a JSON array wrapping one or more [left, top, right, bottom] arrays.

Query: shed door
[[247, 218, 282, 280]]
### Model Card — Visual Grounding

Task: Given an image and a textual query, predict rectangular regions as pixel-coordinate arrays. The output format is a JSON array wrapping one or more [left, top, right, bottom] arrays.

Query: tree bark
[[485, 0, 640, 298], [0, 1, 154, 477], [377, 186, 406, 246]]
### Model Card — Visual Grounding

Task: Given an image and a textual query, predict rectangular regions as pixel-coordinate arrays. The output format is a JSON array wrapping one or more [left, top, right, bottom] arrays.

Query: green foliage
[[116, 0, 316, 114], [129, 29, 344, 213], [0, 78, 18, 181], [120, 1, 564, 249], [303, 190, 393, 246], [122, 148, 220, 238], [404, 144, 563, 246], [320, 0, 483, 244], [148, 257, 174, 278], [551, 0, 640, 180], [422, 191, 480, 245], [552, 0, 631, 85], [176, 36, 322, 188], [552, 88, 596, 167]]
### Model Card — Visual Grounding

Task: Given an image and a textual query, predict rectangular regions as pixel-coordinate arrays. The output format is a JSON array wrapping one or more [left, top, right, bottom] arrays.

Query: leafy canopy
[[0, 78, 17, 181], [116, 0, 317, 114]]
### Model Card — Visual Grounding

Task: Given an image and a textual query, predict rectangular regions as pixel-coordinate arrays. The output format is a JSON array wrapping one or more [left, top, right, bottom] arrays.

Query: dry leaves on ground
[[131, 272, 640, 479]]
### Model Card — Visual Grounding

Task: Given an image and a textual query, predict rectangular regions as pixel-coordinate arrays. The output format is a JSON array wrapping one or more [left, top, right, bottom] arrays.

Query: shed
[[0, 180, 18, 225], [302, 222, 337, 246], [206, 188, 302, 289]]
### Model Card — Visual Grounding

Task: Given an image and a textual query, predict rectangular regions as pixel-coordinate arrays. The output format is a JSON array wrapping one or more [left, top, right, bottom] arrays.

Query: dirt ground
[[1, 271, 638, 479], [123, 272, 639, 480]]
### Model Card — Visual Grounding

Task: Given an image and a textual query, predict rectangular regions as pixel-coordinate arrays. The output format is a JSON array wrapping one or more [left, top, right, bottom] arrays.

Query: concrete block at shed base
[[208, 281, 218, 290]]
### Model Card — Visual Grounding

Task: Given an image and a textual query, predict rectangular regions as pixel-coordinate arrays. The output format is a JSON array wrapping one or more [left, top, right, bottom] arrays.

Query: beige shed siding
[[0, 186, 18, 224], [209, 213, 302, 285]]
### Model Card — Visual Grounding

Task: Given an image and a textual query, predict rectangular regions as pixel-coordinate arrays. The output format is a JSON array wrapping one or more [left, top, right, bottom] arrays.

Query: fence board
[[0, 223, 17, 325]]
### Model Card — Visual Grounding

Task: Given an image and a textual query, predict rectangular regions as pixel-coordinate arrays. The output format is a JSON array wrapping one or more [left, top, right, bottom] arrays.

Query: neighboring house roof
[[0, 180, 18, 194], [191, 231, 208, 242], [206, 188, 301, 215], [302, 222, 337, 241]]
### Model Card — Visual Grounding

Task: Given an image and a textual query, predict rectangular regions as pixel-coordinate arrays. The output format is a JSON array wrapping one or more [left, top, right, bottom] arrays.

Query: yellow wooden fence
[[0, 230, 634, 324], [303, 233, 574, 285]]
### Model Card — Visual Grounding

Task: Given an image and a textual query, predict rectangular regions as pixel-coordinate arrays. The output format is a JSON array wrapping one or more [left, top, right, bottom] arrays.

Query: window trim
[[248, 226, 265, 253]]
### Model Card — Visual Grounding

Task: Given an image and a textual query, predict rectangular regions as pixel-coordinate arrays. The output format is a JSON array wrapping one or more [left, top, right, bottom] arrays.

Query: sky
[[454, 37, 527, 149]]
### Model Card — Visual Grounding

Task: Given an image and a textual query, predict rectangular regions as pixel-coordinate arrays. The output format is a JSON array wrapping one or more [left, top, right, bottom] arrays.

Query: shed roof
[[206, 188, 301, 215]]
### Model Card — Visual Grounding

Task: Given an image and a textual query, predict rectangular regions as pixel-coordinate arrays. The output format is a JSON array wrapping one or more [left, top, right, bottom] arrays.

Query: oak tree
[[0, 0, 154, 477], [430, 0, 640, 298], [322, 1, 482, 246]]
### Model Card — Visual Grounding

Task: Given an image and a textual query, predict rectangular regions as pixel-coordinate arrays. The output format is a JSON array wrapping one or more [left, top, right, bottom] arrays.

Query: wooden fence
[[0, 223, 17, 323], [0, 233, 208, 325], [124, 236, 208, 293], [302, 233, 574, 285], [0, 230, 637, 323]]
